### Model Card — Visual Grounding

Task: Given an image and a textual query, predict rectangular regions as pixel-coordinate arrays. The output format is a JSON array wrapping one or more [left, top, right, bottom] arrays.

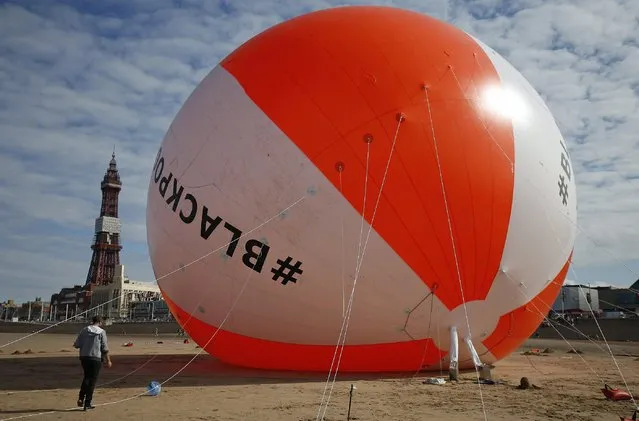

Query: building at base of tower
[[89, 264, 163, 320]]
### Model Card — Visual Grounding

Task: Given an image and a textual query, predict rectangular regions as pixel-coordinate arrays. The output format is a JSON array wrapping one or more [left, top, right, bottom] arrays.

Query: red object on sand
[[602, 384, 631, 401]]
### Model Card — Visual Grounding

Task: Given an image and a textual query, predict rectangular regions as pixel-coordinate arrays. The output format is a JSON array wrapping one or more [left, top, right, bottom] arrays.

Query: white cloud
[[0, 0, 638, 302]]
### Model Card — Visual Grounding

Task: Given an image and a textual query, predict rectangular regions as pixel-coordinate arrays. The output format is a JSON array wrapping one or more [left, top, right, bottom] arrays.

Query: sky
[[1, 0, 638, 303]]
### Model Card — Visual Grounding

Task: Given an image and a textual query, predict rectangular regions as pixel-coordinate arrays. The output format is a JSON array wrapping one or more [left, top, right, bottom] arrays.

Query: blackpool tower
[[84, 151, 123, 291]]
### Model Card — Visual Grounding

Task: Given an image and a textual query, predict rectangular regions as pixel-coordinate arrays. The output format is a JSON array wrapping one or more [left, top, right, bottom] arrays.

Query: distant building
[[552, 284, 599, 314], [17, 298, 50, 321], [595, 285, 638, 317], [89, 264, 161, 320], [130, 300, 171, 321], [50, 285, 85, 321], [1, 300, 19, 321], [551, 282, 639, 319]]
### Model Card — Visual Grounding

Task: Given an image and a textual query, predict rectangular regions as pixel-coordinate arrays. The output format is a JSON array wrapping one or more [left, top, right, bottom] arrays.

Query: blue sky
[[1, 0, 639, 302]]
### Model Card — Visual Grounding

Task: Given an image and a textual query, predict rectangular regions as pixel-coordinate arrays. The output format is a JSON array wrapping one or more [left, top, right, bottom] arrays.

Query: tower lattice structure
[[84, 152, 123, 292]]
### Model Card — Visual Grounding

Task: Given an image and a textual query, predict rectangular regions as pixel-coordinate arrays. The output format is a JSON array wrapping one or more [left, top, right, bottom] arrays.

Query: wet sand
[[1, 332, 639, 420]]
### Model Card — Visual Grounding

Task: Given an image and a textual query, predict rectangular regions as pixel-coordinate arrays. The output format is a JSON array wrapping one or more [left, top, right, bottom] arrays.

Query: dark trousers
[[79, 357, 102, 405]]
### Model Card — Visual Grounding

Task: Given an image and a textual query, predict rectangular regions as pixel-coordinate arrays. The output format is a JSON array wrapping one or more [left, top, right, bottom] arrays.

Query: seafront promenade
[[1, 318, 638, 342]]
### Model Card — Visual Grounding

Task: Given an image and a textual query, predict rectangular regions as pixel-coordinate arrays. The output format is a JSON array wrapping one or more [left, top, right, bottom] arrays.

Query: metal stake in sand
[[464, 336, 492, 381], [449, 326, 459, 381], [346, 383, 356, 420]]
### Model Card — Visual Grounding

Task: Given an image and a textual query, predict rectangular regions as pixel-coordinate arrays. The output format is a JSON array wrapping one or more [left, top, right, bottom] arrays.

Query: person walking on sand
[[73, 315, 112, 410]]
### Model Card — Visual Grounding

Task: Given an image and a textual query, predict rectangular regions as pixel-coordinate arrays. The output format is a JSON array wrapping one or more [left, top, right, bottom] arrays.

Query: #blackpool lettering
[[557, 139, 571, 206], [152, 150, 304, 285]]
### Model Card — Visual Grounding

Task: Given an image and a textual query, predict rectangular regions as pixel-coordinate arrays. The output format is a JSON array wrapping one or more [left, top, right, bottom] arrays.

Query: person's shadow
[[0, 408, 83, 415]]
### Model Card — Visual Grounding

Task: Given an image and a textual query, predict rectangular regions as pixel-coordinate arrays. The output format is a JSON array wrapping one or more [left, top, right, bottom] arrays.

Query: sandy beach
[[1, 332, 639, 420]]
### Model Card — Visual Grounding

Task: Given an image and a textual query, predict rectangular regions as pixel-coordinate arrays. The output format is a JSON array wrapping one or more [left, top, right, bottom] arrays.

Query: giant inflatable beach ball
[[146, 6, 577, 372]]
